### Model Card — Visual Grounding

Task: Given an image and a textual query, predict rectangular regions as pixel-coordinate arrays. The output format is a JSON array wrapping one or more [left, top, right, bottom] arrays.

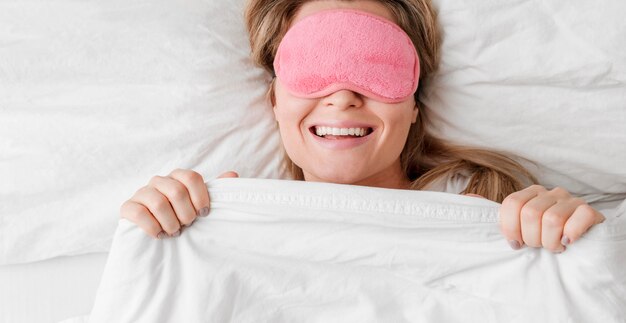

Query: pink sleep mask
[[273, 9, 420, 103]]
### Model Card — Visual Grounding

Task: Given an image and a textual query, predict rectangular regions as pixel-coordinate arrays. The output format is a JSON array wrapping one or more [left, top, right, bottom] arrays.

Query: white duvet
[[89, 179, 626, 323]]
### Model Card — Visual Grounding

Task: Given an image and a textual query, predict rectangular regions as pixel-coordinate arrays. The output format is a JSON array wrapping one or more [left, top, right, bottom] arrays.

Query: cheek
[[273, 101, 310, 158], [274, 106, 300, 139], [274, 88, 311, 123], [372, 107, 415, 165], [273, 86, 310, 127], [385, 107, 415, 143]]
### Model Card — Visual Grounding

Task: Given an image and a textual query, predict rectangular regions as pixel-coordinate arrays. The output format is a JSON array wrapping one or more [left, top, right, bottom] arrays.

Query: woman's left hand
[[498, 185, 605, 252]]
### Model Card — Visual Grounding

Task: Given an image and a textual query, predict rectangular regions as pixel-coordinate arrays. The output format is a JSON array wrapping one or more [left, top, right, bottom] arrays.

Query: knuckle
[[148, 175, 163, 186], [119, 199, 130, 212], [121, 203, 144, 223], [150, 194, 171, 213], [576, 203, 595, 216], [550, 186, 570, 197], [542, 211, 565, 227], [528, 184, 546, 192], [168, 184, 188, 201], [133, 185, 149, 197], [181, 170, 202, 184], [134, 187, 155, 204], [123, 209, 140, 222], [502, 194, 524, 209], [520, 205, 542, 221], [119, 201, 134, 219], [170, 168, 186, 175]]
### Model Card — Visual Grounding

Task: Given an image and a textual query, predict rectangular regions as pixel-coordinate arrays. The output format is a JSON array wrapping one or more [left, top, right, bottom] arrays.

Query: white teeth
[[314, 126, 369, 137]]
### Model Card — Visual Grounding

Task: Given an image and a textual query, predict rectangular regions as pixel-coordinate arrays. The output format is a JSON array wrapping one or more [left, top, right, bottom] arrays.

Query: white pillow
[[423, 0, 626, 198], [0, 0, 284, 265]]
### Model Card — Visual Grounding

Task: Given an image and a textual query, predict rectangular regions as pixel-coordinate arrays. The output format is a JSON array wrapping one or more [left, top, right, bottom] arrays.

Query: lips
[[309, 126, 374, 138], [307, 123, 375, 149]]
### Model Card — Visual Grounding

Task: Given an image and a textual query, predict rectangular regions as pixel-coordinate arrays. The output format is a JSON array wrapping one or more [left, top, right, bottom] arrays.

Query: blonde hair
[[244, 0, 538, 203]]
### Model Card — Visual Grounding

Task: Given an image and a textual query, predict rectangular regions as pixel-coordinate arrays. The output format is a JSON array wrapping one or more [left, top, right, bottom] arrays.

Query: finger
[[540, 199, 585, 252], [149, 175, 197, 226], [562, 204, 606, 245], [499, 185, 547, 249], [218, 171, 239, 178], [169, 169, 210, 218], [520, 195, 557, 248], [131, 186, 181, 235], [547, 186, 573, 200], [120, 200, 163, 239]]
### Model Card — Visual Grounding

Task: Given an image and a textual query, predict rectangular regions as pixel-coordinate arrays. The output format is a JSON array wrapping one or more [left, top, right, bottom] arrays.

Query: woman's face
[[273, 0, 419, 189]]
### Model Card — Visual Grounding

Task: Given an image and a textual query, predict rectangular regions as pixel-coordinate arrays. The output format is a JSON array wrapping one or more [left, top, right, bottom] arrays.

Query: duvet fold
[[89, 178, 626, 323]]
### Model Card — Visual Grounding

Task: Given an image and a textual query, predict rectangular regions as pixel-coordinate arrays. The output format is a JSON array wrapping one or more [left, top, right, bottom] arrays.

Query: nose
[[321, 90, 364, 109]]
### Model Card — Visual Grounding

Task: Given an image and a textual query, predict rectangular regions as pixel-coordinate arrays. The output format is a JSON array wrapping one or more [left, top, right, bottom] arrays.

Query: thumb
[[218, 171, 239, 179]]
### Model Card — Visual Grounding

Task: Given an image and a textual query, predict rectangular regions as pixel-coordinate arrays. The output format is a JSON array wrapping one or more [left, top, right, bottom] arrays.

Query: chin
[[306, 167, 367, 185]]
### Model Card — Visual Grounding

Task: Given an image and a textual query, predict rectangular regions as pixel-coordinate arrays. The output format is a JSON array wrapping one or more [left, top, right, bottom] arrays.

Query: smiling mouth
[[309, 126, 374, 139]]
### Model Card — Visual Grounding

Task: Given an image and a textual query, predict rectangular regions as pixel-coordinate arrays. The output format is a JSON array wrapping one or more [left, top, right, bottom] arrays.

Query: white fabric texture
[[58, 316, 89, 323], [89, 178, 626, 323], [0, 253, 107, 323], [0, 0, 283, 265], [423, 0, 626, 197]]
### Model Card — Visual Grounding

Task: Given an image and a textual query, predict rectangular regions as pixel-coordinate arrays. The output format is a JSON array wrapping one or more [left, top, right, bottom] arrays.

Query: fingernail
[[198, 207, 210, 217], [561, 236, 570, 246], [157, 231, 167, 239], [508, 240, 521, 250], [170, 230, 181, 238]]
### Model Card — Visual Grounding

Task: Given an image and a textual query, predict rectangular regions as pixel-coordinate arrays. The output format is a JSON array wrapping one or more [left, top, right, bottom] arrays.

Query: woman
[[120, 0, 605, 253]]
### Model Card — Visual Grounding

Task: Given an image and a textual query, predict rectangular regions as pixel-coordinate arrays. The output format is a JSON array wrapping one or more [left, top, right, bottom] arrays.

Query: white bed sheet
[[0, 252, 108, 323], [89, 178, 626, 323]]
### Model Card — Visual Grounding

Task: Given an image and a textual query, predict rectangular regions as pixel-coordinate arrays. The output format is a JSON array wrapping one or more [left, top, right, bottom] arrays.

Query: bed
[[1, 0, 625, 322]]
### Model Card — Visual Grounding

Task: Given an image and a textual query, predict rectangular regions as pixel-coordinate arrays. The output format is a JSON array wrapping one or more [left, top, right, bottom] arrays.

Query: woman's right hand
[[120, 169, 239, 239]]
